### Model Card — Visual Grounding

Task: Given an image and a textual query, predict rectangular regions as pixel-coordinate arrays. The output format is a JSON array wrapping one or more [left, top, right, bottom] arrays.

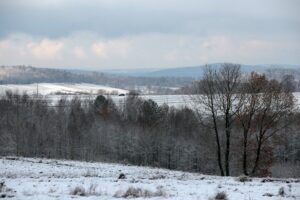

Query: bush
[[0, 182, 4, 192], [118, 173, 126, 179], [263, 193, 274, 197], [0, 181, 15, 198], [214, 191, 228, 200], [278, 187, 285, 197], [82, 169, 98, 177], [70, 186, 86, 196], [236, 175, 252, 182], [114, 186, 166, 198], [70, 184, 100, 196]]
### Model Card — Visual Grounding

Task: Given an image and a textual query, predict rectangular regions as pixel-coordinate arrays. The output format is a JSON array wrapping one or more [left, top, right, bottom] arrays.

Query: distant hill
[[1, 64, 299, 87], [120, 64, 300, 78], [0, 66, 193, 88]]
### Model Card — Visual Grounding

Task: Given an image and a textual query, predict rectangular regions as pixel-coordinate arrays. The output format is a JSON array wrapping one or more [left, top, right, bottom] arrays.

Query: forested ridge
[[0, 65, 193, 89]]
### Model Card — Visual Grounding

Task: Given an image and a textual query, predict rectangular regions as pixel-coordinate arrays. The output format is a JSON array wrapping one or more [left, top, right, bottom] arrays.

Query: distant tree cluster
[[176, 67, 300, 94], [0, 64, 299, 178], [265, 68, 300, 92]]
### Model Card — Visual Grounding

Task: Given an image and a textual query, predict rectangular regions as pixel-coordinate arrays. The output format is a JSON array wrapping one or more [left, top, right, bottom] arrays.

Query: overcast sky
[[0, 0, 299, 70]]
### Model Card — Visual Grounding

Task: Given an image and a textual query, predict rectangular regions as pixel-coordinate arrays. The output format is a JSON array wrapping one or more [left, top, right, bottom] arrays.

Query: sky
[[0, 0, 299, 70]]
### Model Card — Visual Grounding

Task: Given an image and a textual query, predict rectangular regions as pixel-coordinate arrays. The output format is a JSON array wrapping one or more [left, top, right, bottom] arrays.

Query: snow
[[0, 83, 129, 96], [112, 94, 300, 110], [0, 157, 299, 199], [0, 83, 300, 109]]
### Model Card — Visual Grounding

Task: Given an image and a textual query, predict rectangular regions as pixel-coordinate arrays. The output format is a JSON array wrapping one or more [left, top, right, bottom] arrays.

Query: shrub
[[0, 182, 4, 192], [114, 186, 166, 198], [70, 186, 86, 196], [149, 174, 166, 180], [118, 173, 126, 179], [0, 181, 15, 198], [70, 184, 100, 196], [82, 169, 98, 177], [278, 187, 285, 197], [263, 193, 274, 197], [236, 175, 252, 182], [214, 191, 228, 200]]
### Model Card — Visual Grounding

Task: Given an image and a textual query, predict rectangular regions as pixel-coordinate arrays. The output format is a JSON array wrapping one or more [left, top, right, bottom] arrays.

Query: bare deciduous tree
[[237, 73, 295, 176], [192, 63, 241, 176]]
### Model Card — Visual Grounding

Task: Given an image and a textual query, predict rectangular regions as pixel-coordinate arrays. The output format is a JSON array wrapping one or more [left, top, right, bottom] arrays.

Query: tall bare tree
[[236, 73, 268, 175], [192, 63, 241, 176], [237, 73, 295, 176], [250, 79, 294, 175]]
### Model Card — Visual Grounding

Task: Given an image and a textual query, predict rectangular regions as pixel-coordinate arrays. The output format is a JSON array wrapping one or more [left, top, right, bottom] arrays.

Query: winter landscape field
[[1, 83, 300, 108], [0, 83, 129, 96], [0, 157, 299, 200]]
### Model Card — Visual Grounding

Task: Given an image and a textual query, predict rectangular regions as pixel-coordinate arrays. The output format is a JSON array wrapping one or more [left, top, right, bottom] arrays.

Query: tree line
[[0, 63, 299, 177]]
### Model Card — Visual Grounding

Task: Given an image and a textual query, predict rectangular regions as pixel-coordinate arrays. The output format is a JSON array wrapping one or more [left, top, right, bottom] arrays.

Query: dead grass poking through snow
[[114, 186, 167, 198], [70, 184, 101, 196]]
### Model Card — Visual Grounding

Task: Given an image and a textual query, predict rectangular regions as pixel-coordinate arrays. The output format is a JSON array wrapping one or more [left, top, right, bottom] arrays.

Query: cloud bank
[[0, 0, 299, 69]]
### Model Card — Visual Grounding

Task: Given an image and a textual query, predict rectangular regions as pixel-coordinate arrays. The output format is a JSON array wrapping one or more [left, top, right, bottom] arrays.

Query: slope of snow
[[0, 157, 299, 199], [0, 83, 128, 96]]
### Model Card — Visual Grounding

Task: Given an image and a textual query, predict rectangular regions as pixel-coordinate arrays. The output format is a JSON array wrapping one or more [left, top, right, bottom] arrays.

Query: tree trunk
[[212, 112, 224, 176], [225, 110, 231, 176], [251, 136, 262, 176], [242, 130, 249, 175]]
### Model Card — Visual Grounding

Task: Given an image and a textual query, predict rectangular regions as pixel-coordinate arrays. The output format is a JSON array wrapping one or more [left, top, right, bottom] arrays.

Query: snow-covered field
[[114, 94, 300, 109], [0, 157, 299, 200], [0, 83, 300, 108], [110, 95, 192, 108], [0, 83, 129, 96]]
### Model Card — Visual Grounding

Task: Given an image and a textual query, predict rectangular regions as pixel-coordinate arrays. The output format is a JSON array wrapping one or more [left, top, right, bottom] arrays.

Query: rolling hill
[[116, 64, 300, 78]]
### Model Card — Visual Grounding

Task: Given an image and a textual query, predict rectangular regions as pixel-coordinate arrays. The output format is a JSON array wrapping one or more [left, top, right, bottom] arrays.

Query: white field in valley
[[0, 83, 129, 96], [0, 83, 300, 109], [0, 157, 299, 200]]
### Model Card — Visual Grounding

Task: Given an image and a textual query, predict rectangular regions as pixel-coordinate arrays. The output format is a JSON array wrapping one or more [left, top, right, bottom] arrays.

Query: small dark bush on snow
[[0, 181, 15, 198], [118, 173, 126, 179], [70, 186, 86, 196], [236, 175, 252, 182], [278, 187, 285, 197], [214, 191, 228, 200]]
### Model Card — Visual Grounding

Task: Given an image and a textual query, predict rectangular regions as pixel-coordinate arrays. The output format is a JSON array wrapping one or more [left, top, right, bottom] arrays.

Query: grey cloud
[[0, 0, 299, 69], [0, 0, 299, 38]]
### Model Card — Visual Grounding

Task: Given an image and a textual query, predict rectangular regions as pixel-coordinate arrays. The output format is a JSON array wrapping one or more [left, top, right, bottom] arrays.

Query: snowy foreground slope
[[0, 157, 299, 200]]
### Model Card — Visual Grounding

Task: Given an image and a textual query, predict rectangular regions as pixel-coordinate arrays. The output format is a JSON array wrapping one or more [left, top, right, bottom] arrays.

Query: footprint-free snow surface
[[0, 157, 299, 199]]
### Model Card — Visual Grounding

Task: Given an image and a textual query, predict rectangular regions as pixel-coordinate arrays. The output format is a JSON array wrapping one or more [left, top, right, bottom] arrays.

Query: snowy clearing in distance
[[0, 157, 299, 200], [0, 83, 129, 96], [113, 92, 300, 108], [0, 83, 300, 109]]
